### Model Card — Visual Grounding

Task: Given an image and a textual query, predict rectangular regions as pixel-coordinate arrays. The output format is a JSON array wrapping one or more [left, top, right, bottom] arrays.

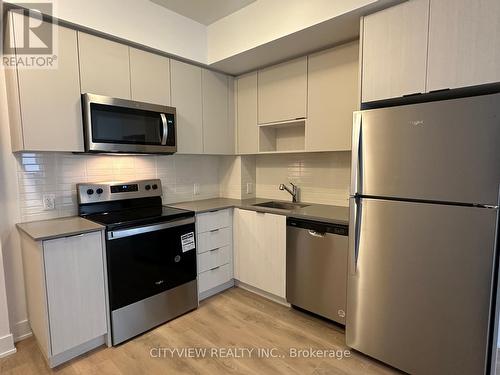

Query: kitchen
[[0, 0, 499, 374]]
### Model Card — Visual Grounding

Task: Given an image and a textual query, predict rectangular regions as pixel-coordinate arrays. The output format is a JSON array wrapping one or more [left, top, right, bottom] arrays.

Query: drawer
[[198, 245, 231, 273], [196, 209, 232, 233], [198, 263, 232, 293], [197, 227, 231, 254]]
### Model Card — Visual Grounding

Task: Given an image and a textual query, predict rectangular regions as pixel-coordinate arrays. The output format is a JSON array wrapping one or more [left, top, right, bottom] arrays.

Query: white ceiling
[[150, 0, 256, 25]]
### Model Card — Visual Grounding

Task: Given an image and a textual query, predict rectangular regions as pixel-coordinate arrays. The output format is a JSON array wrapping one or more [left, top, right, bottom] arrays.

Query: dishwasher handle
[[308, 230, 326, 238], [287, 217, 348, 236]]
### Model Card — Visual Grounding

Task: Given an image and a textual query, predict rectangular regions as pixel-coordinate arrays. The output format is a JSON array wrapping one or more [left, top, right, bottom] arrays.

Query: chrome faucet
[[279, 182, 299, 202]]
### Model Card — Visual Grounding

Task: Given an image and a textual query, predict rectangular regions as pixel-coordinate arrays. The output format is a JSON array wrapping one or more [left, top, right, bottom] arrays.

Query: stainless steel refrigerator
[[347, 93, 500, 375]]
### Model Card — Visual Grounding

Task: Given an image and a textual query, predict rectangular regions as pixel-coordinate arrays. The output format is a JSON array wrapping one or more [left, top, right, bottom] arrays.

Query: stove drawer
[[197, 245, 231, 273], [198, 263, 232, 294], [196, 209, 231, 233], [197, 227, 231, 254]]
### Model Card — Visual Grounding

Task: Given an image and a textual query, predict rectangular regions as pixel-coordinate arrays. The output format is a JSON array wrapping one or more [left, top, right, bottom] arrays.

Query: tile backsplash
[[16, 151, 351, 222], [17, 152, 221, 222], [255, 152, 351, 206]]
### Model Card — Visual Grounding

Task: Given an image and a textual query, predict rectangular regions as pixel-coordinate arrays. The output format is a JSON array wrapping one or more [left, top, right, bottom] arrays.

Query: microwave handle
[[160, 113, 168, 145]]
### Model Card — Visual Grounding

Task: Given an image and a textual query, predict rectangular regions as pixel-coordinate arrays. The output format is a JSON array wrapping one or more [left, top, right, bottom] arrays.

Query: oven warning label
[[181, 232, 195, 252]]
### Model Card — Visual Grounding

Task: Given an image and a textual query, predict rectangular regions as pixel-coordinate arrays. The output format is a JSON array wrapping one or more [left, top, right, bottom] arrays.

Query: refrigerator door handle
[[349, 197, 362, 275], [350, 112, 362, 196]]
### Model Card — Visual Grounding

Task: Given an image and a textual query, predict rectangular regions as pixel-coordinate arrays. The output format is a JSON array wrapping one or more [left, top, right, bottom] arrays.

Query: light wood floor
[[0, 287, 401, 375]]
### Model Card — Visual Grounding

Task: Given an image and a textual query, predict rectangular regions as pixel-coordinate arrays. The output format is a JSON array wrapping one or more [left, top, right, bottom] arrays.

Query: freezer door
[[351, 93, 500, 205], [346, 197, 498, 375]]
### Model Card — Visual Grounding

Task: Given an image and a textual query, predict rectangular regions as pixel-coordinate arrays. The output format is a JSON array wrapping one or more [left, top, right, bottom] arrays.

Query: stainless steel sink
[[252, 201, 310, 211]]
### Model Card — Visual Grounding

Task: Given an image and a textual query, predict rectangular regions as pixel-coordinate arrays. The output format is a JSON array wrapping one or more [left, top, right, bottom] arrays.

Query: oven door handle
[[108, 217, 194, 240]]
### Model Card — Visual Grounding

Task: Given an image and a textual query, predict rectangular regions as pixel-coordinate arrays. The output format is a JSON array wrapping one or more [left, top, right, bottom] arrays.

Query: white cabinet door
[[129, 48, 171, 105], [43, 232, 107, 355], [233, 208, 257, 284], [202, 69, 234, 154], [257, 57, 307, 124], [236, 72, 258, 154], [78, 32, 131, 99], [256, 212, 286, 298], [361, 0, 429, 102], [233, 209, 286, 298], [306, 42, 359, 152], [8, 12, 84, 152], [427, 0, 500, 91], [171, 60, 203, 154]]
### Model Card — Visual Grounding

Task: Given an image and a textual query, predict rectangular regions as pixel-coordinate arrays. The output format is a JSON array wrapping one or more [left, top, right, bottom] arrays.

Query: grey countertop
[[169, 197, 349, 225], [16, 197, 348, 242], [17, 217, 104, 241]]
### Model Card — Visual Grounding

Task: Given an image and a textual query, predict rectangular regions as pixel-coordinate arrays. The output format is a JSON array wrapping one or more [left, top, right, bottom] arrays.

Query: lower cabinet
[[233, 209, 286, 299], [20, 230, 108, 367], [196, 209, 234, 299]]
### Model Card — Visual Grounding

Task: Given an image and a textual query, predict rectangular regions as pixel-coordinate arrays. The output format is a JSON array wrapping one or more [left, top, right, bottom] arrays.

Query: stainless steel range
[[77, 179, 198, 345]]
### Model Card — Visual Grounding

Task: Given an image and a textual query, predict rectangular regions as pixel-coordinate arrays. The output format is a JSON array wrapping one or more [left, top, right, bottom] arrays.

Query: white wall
[[5, 0, 207, 63], [0, 65, 30, 345], [207, 0, 382, 63], [0, 243, 15, 357]]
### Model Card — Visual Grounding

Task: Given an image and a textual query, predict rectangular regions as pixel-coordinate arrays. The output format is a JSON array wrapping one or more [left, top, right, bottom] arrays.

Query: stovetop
[[77, 179, 194, 230], [83, 205, 194, 230]]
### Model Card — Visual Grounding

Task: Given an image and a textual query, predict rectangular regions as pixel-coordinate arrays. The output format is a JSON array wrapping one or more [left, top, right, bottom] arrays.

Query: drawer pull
[[210, 247, 220, 252], [210, 266, 220, 271], [210, 228, 220, 233]]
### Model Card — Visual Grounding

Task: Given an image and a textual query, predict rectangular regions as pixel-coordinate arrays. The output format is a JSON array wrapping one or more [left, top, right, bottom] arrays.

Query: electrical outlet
[[246, 182, 253, 194], [193, 183, 200, 195], [43, 194, 56, 210]]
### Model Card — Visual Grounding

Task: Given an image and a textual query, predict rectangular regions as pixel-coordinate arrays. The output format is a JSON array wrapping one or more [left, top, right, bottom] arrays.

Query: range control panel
[[77, 179, 162, 204]]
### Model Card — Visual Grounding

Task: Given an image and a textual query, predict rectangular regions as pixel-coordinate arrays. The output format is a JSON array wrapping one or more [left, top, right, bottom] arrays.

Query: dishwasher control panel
[[286, 217, 348, 236]]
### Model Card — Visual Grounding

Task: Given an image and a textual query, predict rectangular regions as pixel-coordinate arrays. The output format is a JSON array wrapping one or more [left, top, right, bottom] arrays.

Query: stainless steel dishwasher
[[286, 217, 348, 324]]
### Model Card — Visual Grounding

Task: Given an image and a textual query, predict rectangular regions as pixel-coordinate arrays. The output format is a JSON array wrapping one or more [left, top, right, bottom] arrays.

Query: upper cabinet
[[236, 72, 259, 154], [306, 42, 359, 152], [257, 57, 307, 124], [236, 43, 359, 154], [361, 0, 429, 103], [78, 32, 131, 99], [426, 0, 500, 92], [129, 48, 171, 105], [361, 0, 500, 103], [5, 12, 84, 152], [202, 69, 234, 154], [171, 60, 203, 154]]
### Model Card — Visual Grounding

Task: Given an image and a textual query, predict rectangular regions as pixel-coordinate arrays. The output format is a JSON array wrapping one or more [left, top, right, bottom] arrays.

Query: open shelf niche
[[258, 119, 306, 153]]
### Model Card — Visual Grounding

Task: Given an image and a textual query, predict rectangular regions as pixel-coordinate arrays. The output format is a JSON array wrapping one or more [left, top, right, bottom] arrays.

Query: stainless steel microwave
[[82, 93, 176, 154]]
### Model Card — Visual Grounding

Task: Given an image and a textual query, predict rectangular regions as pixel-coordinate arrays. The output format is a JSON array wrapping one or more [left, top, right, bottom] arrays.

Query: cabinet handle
[[210, 266, 220, 271], [210, 228, 220, 233], [210, 247, 220, 252]]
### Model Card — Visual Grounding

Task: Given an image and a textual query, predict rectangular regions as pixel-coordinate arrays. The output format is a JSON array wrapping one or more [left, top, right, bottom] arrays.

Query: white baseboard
[[12, 319, 32, 342], [0, 333, 16, 358]]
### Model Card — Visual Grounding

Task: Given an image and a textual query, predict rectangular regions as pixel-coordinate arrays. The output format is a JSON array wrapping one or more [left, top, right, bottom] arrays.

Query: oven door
[[83, 93, 176, 154], [106, 217, 196, 311]]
